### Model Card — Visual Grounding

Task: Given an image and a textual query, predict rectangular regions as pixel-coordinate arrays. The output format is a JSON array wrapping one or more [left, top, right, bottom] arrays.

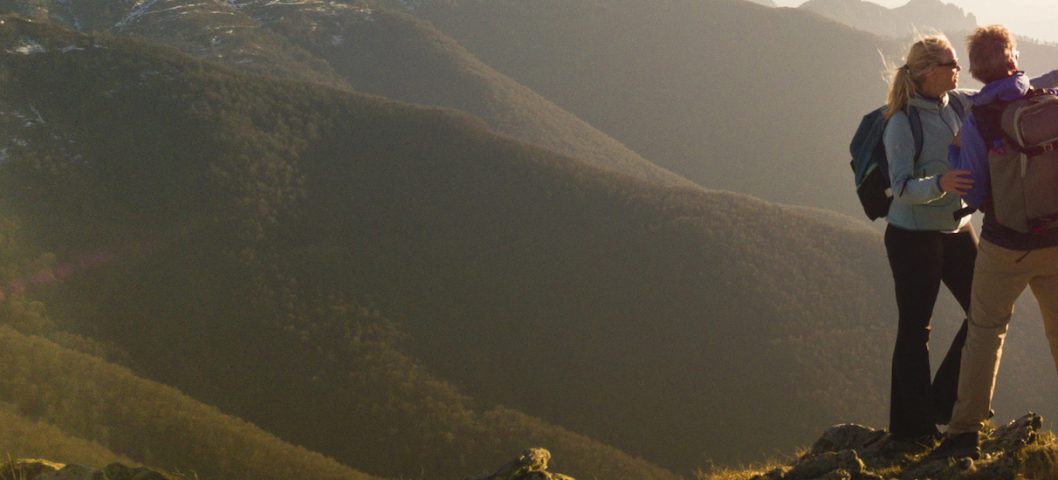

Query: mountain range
[[4, 1, 1058, 479]]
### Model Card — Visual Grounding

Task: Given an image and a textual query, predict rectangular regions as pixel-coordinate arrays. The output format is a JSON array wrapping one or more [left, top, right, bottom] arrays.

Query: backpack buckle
[[1044, 143, 1056, 153]]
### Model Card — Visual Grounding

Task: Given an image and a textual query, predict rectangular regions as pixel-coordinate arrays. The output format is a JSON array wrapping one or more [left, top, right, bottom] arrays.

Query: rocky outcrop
[[751, 413, 1055, 480], [0, 460, 170, 480], [1, 459, 64, 480], [467, 448, 575, 480]]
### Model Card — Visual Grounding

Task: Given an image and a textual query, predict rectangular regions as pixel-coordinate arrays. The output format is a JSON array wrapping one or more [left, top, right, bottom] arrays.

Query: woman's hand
[[952, 132, 961, 147], [940, 169, 973, 195]]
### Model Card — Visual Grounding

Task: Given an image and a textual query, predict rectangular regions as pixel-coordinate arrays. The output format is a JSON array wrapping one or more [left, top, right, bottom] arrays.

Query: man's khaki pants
[[949, 239, 1058, 434]]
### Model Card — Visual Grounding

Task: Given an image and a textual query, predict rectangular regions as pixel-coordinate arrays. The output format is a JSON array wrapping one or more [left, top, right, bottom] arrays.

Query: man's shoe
[[929, 432, 980, 460]]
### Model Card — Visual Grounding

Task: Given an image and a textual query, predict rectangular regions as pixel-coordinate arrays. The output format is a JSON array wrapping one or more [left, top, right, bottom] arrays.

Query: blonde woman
[[881, 34, 1058, 450], [882, 34, 977, 451]]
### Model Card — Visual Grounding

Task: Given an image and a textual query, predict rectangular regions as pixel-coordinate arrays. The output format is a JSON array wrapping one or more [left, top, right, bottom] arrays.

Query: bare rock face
[[2, 461, 169, 480], [989, 411, 1042, 451], [810, 424, 886, 455], [0, 459, 63, 480], [467, 448, 575, 480], [33, 464, 95, 480], [752, 413, 1053, 480]]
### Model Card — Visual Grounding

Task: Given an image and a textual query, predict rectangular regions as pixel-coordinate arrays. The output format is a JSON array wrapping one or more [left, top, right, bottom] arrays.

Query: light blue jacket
[[883, 91, 973, 231]]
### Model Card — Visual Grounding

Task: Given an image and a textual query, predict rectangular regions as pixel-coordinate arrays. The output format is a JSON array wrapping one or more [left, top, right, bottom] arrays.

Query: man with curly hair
[[933, 25, 1058, 459]]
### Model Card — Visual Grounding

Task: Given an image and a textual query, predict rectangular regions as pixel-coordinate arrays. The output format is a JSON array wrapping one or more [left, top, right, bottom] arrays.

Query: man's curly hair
[[967, 25, 1017, 84]]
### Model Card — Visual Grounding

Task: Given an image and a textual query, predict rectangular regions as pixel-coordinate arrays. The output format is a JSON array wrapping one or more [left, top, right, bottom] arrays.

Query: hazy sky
[[772, 0, 1058, 44]]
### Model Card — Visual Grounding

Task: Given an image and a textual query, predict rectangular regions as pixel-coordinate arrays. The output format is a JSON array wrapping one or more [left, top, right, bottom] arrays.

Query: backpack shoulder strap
[[907, 106, 924, 165], [891, 106, 925, 197], [972, 101, 1007, 146]]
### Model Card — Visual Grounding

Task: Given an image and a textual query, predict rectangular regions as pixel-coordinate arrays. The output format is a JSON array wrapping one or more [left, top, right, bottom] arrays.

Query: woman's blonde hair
[[885, 35, 953, 119]]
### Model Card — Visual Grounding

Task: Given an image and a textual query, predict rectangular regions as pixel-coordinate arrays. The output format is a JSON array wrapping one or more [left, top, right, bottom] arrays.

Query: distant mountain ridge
[[799, 0, 977, 38]]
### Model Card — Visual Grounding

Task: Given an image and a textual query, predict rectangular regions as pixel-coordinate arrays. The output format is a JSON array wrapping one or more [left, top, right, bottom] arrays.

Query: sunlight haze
[[5, 0, 1058, 478], [773, 0, 1058, 43]]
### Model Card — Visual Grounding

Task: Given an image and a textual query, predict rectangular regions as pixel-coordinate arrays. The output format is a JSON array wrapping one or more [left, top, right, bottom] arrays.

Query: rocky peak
[[894, 0, 977, 31], [800, 0, 977, 38], [466, 448, 575, 480], [749, 413, 1051, 480]]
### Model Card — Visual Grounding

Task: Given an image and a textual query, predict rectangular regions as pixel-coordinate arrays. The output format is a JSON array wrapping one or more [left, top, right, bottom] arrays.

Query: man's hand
[[940, 169, 973, 195]]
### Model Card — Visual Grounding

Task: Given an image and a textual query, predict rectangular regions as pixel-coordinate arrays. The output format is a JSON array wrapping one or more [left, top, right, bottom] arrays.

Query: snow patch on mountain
[[116, 0, 241, 28], [8, 38, 46, 55], [116, 0, 161, 28], [226, 0, 372, 18], [0, 106, 84, 168]]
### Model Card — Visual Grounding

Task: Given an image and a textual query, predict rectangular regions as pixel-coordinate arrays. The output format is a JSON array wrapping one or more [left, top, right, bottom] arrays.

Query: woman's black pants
[[884, 224, 977, 439]]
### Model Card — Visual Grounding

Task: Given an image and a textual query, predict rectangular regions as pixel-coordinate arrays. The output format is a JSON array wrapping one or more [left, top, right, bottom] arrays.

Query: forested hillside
[[0, 326, 377, 480], [0, 12, 897, 474], [0, 16, 679, 480]]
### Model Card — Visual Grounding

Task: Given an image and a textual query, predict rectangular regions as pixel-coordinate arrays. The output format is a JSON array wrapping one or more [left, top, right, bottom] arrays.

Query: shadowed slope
[[231, 2, 692, 187]]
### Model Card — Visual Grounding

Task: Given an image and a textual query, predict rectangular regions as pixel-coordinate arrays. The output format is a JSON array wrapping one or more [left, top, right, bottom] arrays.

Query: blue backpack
[[850, 101, 964, 220]]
